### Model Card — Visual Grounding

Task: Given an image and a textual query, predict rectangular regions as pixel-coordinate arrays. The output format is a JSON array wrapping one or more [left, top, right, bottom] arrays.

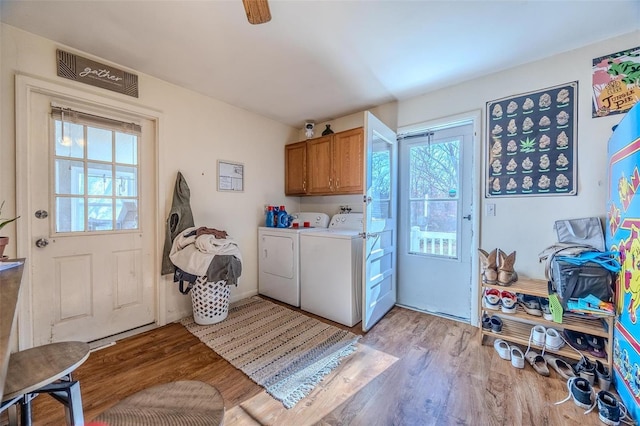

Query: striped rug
[[180, 296, 361, 409]]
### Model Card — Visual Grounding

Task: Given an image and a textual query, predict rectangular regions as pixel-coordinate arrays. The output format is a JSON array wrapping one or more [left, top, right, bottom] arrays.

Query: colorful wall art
[[485, 82, 578, 198], [593, 46, 640, 118]]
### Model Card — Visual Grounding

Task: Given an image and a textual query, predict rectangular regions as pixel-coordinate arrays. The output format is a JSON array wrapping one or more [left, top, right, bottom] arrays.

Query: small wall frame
[[217, 160, 244, 192]]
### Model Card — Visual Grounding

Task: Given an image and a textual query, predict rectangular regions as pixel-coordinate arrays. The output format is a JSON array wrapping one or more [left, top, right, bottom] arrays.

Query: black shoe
[[574, 357, 596, 386], [571, 377, 594, 409], [482, 313, 492, 330], [596, 360, 611, 391], [596, 390, 623, 425]]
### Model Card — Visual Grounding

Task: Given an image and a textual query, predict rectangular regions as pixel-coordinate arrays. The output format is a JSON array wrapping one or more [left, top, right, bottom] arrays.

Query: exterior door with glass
[[28, 92, 156, 346], [397, 123, 474, 320]]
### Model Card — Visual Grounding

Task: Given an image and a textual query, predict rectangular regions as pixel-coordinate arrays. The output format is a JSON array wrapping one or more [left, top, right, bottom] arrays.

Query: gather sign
[[57, 49, 139, 98]]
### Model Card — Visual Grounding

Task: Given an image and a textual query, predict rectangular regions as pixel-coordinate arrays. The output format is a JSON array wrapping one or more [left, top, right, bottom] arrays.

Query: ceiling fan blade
[[242, 0, 271, 25]]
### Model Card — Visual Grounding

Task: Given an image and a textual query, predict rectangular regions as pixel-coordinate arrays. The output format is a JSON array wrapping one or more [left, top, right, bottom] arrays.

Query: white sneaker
[[500, 291, 517, 314], [545, 328, 565, 351], [494, 339, 511, 360], [511, 346, 525, 369], [531, 325, 547, 347], [483, 288, 501, 311]]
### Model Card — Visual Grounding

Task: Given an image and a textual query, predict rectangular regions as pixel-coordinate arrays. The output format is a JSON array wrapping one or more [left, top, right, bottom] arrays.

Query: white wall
[[1, 24, 300, 335], [397, 31, 639, 279]]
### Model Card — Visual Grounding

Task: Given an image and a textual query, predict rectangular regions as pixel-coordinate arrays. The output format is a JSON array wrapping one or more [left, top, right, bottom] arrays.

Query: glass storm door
[[362, 112, 397, 331], [397, 122, 474, 320]]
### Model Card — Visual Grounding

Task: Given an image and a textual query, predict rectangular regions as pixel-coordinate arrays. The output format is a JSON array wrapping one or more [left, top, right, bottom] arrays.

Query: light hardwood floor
[[25, 300, 615, 425]]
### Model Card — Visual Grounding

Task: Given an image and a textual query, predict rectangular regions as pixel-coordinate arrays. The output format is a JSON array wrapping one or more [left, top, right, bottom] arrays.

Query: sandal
[[525, 350, 550, 376], [563, 329, 589, 351], [543, 354, 576, 380], [511, 346, 525, 369], [587, 335, 606, 359], [494, 339, 511, 360]]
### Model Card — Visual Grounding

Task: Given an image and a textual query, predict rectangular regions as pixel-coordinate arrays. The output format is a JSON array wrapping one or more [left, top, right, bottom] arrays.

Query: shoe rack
[[478, 276, 614, 371]]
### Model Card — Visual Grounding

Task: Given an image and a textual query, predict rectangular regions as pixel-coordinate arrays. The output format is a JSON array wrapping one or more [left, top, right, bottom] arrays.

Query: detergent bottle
[[265, 206, 275, 227], [276, 205, 289, 228]]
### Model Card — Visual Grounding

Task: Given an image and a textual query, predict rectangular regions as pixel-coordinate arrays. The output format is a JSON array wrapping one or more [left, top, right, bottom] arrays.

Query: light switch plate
[[486, 203, 496, 216]]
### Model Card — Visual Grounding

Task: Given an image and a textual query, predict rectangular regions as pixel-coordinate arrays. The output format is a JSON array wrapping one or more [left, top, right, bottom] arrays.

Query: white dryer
[[258, 212, 329, 307], [300, 213, 364, 327]]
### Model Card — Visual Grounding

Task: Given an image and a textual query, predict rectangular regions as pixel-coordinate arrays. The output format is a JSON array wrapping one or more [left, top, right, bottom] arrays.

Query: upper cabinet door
[[333, 128, 364, 194], [285, 141, 307, 195], [307, 135, 333, 194]]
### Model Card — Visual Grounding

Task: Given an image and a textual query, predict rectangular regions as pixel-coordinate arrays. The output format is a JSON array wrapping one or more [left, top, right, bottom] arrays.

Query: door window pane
[[408, 138, 460, 257], [88, 198, 113, 231], [116, 200, 138, 230], [55, 121, 84, 158], [56, 197, 84, 232], [55, 159, 84, 195], [116, 132, 137, 165], [371, 135, 391, 220], [87, 127, 113, 162], [409, 200, 457, 256], [115, 166, 137, 197], [87, 163, 113, 196]]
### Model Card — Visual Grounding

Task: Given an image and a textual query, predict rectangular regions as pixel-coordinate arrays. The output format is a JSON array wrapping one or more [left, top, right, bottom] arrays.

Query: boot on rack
[[497, 249, 518, 286], [478, 248, 498, 284]]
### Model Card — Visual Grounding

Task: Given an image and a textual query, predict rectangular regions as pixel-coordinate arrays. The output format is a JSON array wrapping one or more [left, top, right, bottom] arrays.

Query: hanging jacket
[[161, 172, 195, 275]]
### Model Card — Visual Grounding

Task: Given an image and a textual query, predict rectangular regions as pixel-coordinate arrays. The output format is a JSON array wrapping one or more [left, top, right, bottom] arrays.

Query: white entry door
[[397, 122, 474, 321], [362, 112, 397, 331], [27, 92, 156, 346]]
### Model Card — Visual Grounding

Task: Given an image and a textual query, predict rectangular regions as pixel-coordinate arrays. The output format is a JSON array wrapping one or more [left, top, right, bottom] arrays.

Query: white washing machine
[[258, 212, 329, 307], [300, 213, 363, 327]]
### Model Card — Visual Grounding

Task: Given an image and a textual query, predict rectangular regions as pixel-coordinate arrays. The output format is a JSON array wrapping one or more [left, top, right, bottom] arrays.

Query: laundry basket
[[190, 278, 230, 325]]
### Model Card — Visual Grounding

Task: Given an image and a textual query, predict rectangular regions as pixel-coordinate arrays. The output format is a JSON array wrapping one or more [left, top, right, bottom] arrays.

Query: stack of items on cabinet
[[478, 217, 631, 425]]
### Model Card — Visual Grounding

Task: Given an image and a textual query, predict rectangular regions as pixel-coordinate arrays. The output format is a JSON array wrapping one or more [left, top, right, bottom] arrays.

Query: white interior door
[[362, 112, 397, 331], [397, 122, 474, 321], [27, 92, 156, 346]]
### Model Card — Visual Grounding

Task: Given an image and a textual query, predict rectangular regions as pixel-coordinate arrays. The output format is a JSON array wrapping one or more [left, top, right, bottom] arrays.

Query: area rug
[[223, 344, 399, 425], [180, 296, 361, 409]]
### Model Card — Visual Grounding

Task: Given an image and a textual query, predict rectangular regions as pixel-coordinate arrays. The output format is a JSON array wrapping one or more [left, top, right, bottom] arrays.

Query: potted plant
[[0, 201, 20, 259]]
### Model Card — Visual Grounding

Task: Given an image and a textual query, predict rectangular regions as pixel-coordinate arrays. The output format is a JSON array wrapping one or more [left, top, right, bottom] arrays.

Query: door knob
[[463, 214, 472, 221], [35, 238, 49, 248], [35, 210, 49, 219]]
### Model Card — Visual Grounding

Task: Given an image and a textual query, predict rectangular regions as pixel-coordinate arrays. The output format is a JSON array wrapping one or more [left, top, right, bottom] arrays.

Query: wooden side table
[[1, 341, 90, 425], [94, 380, 225, 425]]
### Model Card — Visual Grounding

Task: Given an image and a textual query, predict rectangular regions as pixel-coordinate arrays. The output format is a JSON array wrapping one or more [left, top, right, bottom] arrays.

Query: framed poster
[[592, 46, 640, 118], [485, 82, 578, 198], [217, 160, 244, 192]]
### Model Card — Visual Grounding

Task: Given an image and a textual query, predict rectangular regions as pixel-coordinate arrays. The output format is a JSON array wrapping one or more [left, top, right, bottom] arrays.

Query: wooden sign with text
[[57, 49, 138, 98]]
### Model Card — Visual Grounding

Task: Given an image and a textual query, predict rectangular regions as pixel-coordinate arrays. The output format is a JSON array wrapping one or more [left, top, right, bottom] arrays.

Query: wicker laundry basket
[[190, 278, 230, 325]]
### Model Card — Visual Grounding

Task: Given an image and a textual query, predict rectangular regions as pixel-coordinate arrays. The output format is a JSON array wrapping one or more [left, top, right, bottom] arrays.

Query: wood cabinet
[[285, 127, 364, 196], [331, 128, 364, 194], [479, 277, 614, 371], [284, 141, 307, 195]]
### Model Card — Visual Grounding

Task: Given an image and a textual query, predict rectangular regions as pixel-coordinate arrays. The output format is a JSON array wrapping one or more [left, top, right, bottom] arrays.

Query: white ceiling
[[1, 0, 639, 128]]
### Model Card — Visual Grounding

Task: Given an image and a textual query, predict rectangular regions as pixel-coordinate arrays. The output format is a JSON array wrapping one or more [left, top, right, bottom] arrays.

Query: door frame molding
[[15, 74, 165, 349], [397, 109, 482, 325]]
